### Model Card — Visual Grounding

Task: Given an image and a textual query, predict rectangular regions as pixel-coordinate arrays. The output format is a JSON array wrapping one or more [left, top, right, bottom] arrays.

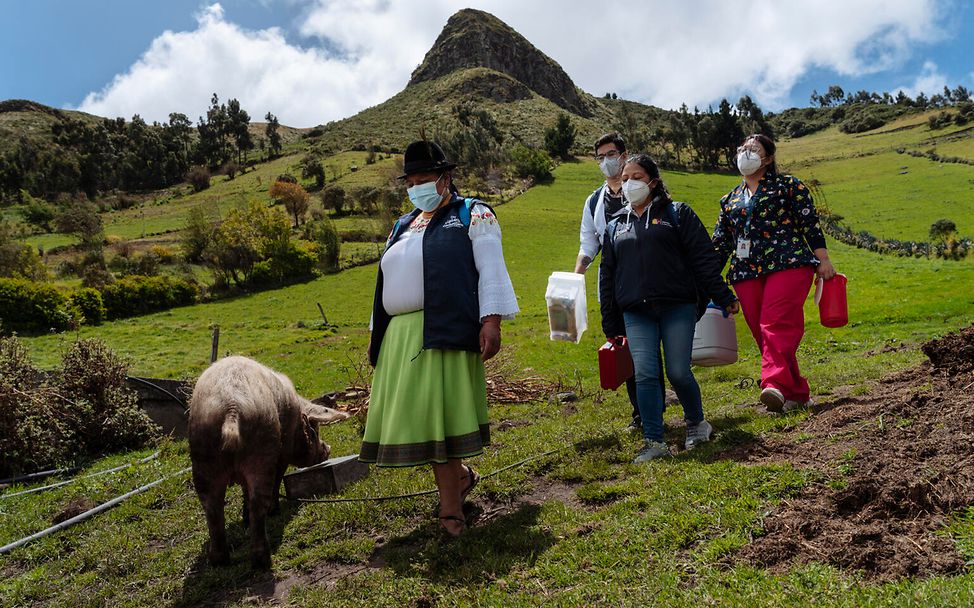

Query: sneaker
[[760, 387, 785, 412], [782, 398, 813, 413], [685, 420, 713, 450], [626, 418, 642, 432], [633, 440, 670, 463]]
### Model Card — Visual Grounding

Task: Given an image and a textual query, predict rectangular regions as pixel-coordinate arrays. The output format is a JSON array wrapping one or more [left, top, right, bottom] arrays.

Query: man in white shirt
[[576, 133, 664, 429]]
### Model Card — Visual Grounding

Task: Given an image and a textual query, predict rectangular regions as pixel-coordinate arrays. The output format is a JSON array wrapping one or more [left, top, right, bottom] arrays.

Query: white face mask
[[737, 150, 763, 177], [622, 179, 651, 207], [599, 155, 623, 178]]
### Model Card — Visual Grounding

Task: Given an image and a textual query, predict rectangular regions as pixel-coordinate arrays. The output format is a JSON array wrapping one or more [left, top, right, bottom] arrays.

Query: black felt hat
[[398, 140, 457, 179]]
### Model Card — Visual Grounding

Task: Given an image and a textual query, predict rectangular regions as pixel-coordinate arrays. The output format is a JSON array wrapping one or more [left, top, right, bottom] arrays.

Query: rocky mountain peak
[[408, 9, 592, 116]]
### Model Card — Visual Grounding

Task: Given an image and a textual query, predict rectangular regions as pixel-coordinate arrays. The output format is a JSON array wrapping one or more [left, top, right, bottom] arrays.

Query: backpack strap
[[665, 201, 709, 319], [459, 197, 476, 227], [587, 185, 604, 218]]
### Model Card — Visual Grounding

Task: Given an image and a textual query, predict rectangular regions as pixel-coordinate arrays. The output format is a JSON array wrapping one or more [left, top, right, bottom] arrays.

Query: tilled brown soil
[[725, 325, 974, 580]]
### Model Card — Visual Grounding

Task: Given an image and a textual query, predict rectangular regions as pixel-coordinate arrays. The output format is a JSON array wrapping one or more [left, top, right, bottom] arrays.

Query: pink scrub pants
[[733, 266, 815, 402]]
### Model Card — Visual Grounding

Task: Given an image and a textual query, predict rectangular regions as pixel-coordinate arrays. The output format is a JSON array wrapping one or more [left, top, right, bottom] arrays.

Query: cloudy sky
[[2, 0, 972, 127]]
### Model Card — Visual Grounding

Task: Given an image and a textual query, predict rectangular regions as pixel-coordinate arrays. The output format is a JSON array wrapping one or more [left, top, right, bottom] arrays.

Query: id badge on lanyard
[[736, 237, 751, 259]]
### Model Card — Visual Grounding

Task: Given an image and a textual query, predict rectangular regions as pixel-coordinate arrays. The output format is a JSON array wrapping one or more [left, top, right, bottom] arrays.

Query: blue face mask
[[407, 175, 445, 212]]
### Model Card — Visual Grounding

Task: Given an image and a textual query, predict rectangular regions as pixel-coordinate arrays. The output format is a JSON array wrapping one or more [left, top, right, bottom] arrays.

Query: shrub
[[1, 336, 161, 477], [0, 336, 76, 476], [69, 287, 106, 326], [205, 201, 291, 287], [306, 220, 341, 273], [19, 192, 56, 232], [320, 186, 346, 215], [186, 165, 211, 192], [510, 144, 553, 181], [80, 251, 112, 289], [59, 339, 158, 453], [544, 113, 577, 160], [150, 245, 177, 264], [53, 201, 104, 249], [301, 155, 326, 189], [223, 160, 240, 180], [0, 221, 47, 280], [350, 186, 381, 214], [181, 205, 216, 263], [379, 186, 407, 216], [0, 278, 71, 333], [269, 180, 311, 227], [100, 275, 198, 320], [250, 241, 320, 287], [113, 194, 139, 211]]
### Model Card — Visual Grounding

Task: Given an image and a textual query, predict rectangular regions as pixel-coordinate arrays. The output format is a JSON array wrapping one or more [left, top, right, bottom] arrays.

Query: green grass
[[799, 150, 974, 241], [4, 159, 974, 606], [777, 111, 974, 241]]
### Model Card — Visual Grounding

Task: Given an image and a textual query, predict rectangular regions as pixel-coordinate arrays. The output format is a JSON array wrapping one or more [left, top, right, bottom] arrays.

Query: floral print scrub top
[[712, 171, 827, 284]]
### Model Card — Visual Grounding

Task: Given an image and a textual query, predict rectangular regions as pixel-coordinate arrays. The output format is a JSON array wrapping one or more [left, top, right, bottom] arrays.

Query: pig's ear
[[304, 402, 348, 425]]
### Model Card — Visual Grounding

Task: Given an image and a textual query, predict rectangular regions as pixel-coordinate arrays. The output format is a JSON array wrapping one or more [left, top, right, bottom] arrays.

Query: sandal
[[460, 465, 480, 504], [432, 465, 481, 515], [438, 514, 467, 538]]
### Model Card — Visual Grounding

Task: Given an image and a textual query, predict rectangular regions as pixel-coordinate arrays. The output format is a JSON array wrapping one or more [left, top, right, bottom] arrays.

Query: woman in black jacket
[[600, 154, 738, 462]]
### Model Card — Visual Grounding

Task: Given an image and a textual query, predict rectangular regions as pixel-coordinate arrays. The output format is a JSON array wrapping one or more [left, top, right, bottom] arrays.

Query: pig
[[188, 356, 347, 569]]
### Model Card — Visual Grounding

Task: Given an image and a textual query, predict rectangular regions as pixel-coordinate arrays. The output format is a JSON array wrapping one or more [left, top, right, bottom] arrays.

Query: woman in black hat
[[360, 140, 519, 537]]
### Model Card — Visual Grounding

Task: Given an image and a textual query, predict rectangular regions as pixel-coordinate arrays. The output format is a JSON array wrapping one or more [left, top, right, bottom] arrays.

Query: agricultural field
[[3, 120, 974, 607]]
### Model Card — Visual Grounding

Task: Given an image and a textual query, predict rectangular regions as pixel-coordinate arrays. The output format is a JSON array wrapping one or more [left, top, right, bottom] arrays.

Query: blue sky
[[2, 1, 972, 127]]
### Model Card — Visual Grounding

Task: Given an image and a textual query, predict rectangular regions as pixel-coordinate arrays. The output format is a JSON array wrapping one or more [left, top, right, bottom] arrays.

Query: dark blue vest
[[368, 196, 484, 366]]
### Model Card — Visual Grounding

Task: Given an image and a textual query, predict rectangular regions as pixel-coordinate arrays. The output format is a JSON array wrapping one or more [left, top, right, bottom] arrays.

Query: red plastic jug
[[598, 337, 634, 390], [814, 273, 848, 328]]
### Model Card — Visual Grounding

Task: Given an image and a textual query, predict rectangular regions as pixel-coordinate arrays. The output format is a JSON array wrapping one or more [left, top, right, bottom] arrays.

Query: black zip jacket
[[599, 197, 736, 337]]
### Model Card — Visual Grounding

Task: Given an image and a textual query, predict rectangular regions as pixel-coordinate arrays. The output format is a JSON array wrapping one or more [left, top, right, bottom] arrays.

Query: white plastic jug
[[545, 271, 587, 343], [691, 305, 738, 366]]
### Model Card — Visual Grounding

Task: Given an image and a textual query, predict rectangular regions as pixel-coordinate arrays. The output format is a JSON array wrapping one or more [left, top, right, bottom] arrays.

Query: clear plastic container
[[545, 272, 587, 343]]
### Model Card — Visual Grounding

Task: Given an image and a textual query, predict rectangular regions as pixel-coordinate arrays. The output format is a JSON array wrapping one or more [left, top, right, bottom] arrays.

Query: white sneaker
[[685, 420, 713, 450], [633, 440, 670, 463], [760, 387, 785, 412], [783, 399, 813, 413]]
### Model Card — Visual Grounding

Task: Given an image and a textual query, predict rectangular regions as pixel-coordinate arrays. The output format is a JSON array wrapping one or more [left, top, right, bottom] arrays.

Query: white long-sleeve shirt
[[578, 183, 628, 261], [381, 203, 519, 321]]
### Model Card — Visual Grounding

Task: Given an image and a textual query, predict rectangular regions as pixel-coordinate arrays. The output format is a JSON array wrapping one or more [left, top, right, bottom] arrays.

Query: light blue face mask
[[406, 175, 445, 212]]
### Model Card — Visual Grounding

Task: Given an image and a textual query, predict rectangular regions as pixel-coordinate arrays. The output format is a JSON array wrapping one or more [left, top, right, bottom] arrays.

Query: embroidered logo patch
[[442, 217, 465, 229]]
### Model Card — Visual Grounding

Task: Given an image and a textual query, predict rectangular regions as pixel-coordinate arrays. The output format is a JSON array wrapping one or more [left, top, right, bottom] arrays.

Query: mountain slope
[[309, 9, 653, 153], [409, 8, 594, 117]]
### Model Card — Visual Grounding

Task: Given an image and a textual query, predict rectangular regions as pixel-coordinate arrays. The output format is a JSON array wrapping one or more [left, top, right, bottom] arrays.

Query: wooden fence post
[[210, 326, 220, 364]]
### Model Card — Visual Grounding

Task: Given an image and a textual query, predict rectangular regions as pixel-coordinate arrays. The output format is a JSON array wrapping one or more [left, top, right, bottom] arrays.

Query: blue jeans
[[624, 303, 704, 442]]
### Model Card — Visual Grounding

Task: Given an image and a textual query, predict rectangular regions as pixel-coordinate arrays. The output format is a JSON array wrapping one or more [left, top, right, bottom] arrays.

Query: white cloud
[[889, 61, 949, 99], [76, 1, 437, 127], [76, 0, 950, 126]]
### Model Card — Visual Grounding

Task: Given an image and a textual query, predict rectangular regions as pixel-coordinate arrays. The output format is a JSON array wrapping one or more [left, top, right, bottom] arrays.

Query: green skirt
[[359, 310, 490, 467]]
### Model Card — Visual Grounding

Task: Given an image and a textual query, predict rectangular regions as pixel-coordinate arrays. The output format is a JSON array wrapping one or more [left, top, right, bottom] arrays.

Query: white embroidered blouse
[[380, 203, 519, 321]]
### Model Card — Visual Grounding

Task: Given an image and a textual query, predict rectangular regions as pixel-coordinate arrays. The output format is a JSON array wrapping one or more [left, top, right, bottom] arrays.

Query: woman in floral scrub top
[[712, 134, 837, 413]]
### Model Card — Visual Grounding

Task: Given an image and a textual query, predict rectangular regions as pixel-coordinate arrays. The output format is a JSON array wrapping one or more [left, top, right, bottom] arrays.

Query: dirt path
[[724, 325, 974, 580]]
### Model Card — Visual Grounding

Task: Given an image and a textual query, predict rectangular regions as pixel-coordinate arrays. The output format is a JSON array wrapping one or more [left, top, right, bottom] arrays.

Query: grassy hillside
[[19, 150, 400, 248], [778, 109, 974, 241], [0, 100, 104, 155], [307, 67, 638, 154], [3, 159, 974, 606]]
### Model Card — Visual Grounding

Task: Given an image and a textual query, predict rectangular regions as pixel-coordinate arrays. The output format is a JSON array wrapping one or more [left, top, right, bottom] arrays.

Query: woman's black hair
[[745, 133, 778, 175], [625, 153, 671, 203]]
